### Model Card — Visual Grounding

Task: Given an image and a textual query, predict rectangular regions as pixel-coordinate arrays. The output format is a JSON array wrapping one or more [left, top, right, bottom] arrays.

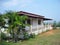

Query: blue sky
[[0, 0, 60, 21]]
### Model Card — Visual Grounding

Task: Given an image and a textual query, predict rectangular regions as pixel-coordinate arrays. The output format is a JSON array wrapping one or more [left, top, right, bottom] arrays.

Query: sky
[[0, 0, 60, 22]]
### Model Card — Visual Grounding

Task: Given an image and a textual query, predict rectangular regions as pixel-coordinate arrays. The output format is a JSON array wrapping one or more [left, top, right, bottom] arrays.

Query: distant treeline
[[53, 21, 60, 27]]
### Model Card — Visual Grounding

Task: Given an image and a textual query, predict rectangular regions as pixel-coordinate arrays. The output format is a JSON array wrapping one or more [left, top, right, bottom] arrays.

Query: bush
[[29, 33, 35, 38], [1, 32, 7, 40], [24, 32, 29, 40]]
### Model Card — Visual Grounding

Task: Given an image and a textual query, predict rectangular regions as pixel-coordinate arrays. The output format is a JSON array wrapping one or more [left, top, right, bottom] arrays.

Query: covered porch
[[25, 17, 52, 35]]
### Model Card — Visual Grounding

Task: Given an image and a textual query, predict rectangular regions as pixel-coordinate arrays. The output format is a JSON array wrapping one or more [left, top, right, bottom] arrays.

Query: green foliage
[[1, 11, 29, 42], [0, 11, 31, 42], [53, 21, 60, 29], [0, 15, 5, 27], [29, 33, 35, 38], [53, 21, 56, 26], [24, 32, 29, 40], [1, 32, 7, 40], [57, 21, 60, 27]]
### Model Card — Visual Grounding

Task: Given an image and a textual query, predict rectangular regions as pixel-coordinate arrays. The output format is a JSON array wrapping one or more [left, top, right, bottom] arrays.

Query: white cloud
[[2, 0, 33, 8]]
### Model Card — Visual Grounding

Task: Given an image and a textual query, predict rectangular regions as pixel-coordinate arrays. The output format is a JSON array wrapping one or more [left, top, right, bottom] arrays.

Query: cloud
[[1, 0, 33, 8]]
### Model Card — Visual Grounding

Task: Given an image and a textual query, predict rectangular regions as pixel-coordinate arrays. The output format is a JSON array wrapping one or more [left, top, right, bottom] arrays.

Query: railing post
[[41, 19, 44, 32]]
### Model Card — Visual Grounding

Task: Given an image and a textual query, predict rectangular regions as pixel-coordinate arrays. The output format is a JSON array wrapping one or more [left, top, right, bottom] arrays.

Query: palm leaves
[[0, 15, 5, 27], [0, 11, 29, 42], [2, 11, 28, 42]]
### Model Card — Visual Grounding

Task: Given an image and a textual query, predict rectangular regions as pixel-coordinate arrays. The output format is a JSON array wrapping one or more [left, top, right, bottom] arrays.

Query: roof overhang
[[17, 11, 52, 20], [41, 18, 52, 20]]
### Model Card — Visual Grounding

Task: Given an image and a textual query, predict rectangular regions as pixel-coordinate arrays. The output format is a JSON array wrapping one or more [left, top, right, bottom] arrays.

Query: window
[[38, 20, 41, 25], [27, 19, 31, 24]]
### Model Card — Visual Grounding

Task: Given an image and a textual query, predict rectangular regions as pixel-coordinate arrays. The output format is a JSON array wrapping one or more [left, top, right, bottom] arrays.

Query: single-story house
[[1, 11, 53, 35], [17, 11, 53, 35]]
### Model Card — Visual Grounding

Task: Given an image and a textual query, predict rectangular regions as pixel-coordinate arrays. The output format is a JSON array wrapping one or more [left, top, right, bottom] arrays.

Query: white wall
[[25, 18, 43, 35], [25, 18, 53, 35]]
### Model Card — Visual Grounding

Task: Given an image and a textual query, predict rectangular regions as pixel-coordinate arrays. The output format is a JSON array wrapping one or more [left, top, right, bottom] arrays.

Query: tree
[[53, 21, 57, 29], [0, 14, 6, 41], [3, 11, 28, 42], [57, 21, 60, 27]]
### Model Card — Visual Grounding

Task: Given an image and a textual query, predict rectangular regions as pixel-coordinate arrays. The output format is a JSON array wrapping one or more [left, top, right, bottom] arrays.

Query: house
[[1, 11, 52, 35], [17, 11, 53, 35]]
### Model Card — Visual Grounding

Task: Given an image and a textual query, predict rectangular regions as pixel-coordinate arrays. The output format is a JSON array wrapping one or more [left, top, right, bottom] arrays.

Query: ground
[[1, 29, 60, 45]]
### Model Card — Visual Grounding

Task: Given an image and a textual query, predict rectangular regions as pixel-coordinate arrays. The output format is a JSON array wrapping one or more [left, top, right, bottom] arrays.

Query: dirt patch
[[44, 30, 54, 36], [40, 30, 55, 36]]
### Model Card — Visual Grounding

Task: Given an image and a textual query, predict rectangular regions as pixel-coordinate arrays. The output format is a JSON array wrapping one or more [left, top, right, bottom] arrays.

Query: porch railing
[[25, 25, 52, 34]]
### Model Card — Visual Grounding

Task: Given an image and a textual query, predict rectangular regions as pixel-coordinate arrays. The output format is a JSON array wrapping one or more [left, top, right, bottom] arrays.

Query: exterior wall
[[25, 18, 43, 35], [25, 18, 38, 35], [25, 18, 53, 35]]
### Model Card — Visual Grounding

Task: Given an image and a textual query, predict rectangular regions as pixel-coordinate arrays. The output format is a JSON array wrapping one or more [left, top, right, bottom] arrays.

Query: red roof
[[18, 11, 52, 20]]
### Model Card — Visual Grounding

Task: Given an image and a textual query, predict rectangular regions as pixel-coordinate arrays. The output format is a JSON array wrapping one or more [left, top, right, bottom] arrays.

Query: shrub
[[29, 33, 35, 38], [24, 32, 29, 40], [1, 32, 7, 40]]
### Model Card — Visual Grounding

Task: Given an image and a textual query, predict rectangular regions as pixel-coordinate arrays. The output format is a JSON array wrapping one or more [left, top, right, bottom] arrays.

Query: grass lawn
[[1, 29, 60, 45]]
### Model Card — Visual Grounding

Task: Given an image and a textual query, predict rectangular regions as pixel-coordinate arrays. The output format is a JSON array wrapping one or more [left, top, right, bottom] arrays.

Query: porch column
[[30, 25, 32, 33], [47, 23, 50, 30], [37, 18, 38, 33], [41, 19, 44, 32], [44, 23, 47, 31], [25, 20, 27, 31], [30, 18, 33, 33], [45, 23, 49, 31]]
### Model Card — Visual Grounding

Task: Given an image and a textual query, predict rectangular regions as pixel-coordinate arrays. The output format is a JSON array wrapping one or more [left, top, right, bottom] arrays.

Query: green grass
[[0, 29, 60, 45]]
